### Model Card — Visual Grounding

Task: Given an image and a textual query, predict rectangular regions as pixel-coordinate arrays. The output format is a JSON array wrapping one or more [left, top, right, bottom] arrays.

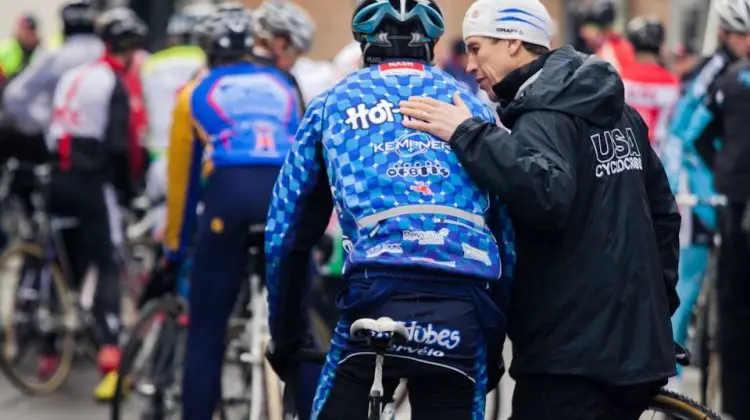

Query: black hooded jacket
[[449, 46, 681, 384]]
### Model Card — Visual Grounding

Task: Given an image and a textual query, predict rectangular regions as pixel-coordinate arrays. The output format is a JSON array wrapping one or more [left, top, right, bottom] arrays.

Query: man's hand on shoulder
[[399, 92, 473, 141]]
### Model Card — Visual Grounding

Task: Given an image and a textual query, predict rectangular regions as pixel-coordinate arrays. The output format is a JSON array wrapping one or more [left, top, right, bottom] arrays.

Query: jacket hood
[[494, 46, 625, 127]]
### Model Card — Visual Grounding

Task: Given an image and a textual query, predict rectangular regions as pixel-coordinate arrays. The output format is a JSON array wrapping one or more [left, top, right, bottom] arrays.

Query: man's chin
[[480, 84, 498, 102]]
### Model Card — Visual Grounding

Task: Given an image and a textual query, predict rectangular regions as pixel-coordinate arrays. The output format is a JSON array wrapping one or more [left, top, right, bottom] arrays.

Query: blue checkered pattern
[[266, 62, 516, 338]]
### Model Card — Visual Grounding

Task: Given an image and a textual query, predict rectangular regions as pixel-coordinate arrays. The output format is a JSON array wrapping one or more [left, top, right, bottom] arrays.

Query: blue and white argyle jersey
[[266, 61, 513, 311]]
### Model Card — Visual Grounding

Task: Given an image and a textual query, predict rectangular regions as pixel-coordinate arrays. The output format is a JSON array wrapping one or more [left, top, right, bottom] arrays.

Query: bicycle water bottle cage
[[351, 317, 408, 354]]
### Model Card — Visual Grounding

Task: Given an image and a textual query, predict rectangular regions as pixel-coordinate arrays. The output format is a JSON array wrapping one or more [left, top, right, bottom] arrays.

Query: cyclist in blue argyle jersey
[[264, 0, 516, 418], [661, 0, 750, 392]]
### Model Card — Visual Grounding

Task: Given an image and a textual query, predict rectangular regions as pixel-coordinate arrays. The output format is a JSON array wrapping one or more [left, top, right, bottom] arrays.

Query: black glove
[[264, 335, 310, 380], [314, 234, 334, 266], [137, 257, 181, 309]]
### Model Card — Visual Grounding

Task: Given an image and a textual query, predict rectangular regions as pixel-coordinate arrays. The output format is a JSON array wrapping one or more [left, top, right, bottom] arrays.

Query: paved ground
[[0, 349, 704, 420], [0, 250, 705, 420], [0, 365, 110, 420]]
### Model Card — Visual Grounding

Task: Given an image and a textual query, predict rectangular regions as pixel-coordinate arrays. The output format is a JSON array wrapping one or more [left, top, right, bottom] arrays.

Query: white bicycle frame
[[237, 241, 284, 420]]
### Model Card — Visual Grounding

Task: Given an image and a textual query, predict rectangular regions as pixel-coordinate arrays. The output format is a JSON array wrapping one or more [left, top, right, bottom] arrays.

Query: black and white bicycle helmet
[[203, 7, 254, 59], [216, 1, 247, 13], [626, 16, 665, 54], [168, 4, 216, 44], [576, 0, 617, 27], [715, 0, 750, 32], [97, 7, 148, 53], [61, 0, 96, 36], [253, 0, 315, 54]]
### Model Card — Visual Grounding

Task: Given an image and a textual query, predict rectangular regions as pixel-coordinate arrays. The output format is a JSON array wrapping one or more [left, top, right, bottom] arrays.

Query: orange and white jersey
[[621, 61, 680, 156]]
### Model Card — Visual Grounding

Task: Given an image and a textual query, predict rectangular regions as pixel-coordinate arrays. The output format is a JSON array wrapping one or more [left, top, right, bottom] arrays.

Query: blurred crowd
[[0, 0, 749, 417], [0, 2, 703, 104]]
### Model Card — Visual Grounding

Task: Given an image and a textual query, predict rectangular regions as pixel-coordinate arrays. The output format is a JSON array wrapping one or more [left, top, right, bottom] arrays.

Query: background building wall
[[0, 0, 66, 39], [0, 0, 673, 60], [239, 0, 565, 60]]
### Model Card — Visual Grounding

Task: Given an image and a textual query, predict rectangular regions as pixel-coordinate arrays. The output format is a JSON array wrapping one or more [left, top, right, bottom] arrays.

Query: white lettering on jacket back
[[590, 127, 643, 178]]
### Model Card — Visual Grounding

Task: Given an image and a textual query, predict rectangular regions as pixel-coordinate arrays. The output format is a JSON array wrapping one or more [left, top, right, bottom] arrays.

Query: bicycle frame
[[246, 245, 269, 420]]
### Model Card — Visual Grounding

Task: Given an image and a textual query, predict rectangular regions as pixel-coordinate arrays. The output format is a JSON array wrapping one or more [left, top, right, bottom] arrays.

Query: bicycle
[[119, 194, 167, 319], [674, 193, 727, 410], [0, 162, 99, 395], [0, 158, 36, 245], [111, 224, 334, 420], [283, 317, 722, 420]]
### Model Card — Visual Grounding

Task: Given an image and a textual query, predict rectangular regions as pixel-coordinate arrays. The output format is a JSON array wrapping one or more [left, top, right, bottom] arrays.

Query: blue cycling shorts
[[312, 291, 490, 419]]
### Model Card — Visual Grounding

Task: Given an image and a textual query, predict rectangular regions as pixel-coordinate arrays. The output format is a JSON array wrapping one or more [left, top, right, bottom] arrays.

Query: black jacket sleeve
[[644, 138, 682, 315], [106, 78, 132, 198], [694, 81, 724, 171], [450, 111, 577, 230]]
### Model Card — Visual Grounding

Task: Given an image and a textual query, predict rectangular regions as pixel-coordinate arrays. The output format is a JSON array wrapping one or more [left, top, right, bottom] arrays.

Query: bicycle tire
[[149, 305, 181, 420], [648, 389, 722, 419], [111, 296, 184, 420], [0, 242, 76, 395], [251, 309, 330, 420]]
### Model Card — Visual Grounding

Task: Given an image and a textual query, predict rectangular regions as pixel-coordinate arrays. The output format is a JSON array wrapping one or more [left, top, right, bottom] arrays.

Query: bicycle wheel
[[646, 389, 722, 419], [0, 242, 76, 395], [111, 296, 186, 420]]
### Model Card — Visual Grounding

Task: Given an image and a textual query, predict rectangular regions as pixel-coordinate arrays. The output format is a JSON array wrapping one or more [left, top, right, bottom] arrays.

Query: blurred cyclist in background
[[671, 43, 699, 84], [161, 7, 306, 419], [703, 40, 750, 420], [686, 2, 750, 416], [141, 3, 214, 236], [0, 1, 101, 251], [576, 0, 635, 72], [662, 0, 750, 398], [45, 6, 148, 400], [620, 16, 679, 156], [4, 1, 102, 140], [252, 0, 315, 73], [249, 0, 313, 123], [442, 37, 480, 95], [0, 14, 42, 81]]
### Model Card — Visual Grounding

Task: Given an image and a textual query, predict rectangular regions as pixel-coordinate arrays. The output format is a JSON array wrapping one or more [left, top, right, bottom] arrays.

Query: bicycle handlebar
[[674, 193, 727, 208]]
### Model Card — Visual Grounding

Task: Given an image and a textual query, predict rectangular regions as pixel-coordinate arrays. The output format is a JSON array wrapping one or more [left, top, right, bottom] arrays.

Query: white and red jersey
[[621, 62, 680, 156]]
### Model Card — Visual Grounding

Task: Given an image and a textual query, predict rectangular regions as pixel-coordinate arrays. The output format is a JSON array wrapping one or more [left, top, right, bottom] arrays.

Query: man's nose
[[466, 56, 478, 74]]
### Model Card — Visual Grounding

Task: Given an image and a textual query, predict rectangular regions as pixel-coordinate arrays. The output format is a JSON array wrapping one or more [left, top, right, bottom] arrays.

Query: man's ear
[[271, 36, 289, 55], [508, 39, 523, 56]]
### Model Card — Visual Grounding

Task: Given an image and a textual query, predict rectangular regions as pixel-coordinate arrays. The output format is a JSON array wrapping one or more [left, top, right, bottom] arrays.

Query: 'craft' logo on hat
[[497, 27, 523, 35]]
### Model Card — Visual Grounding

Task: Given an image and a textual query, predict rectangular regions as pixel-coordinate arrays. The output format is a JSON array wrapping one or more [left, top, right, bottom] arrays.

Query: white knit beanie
[[463, 0, 553, 49]]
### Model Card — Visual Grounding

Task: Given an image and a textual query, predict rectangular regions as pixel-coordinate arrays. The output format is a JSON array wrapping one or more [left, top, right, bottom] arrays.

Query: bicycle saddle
[[351, 317, 408, 347]]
